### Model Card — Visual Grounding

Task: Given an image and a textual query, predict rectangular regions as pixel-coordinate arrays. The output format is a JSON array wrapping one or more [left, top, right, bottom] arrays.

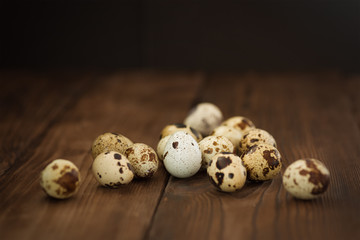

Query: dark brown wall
[[1, 0, 359, 72]]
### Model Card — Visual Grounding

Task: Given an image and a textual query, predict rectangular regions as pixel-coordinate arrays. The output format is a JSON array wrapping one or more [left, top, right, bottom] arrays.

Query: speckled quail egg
[[92, 151, 134, 188], [156, 135, 171, 161], [40, 159, 81, 199], [238, 128, 277, 155], [207, 152, 247, 192], [160, 123, 203, 142], [125, 143, 159, 178], [221, 116, 256, 134], [184, 102, 223, 136], [283, 158, 330, 200], [163, 131, 202, 178], [211, 125, 243, 149], [198, 135, 234, 168], [242, 143, 282, 181], [91, 132, 133, 159]]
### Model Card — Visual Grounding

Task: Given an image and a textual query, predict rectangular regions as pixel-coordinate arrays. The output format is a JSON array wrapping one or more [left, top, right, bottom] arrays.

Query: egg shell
[[156, 135, 171, 161], [91, 132, 133, 159], [163, 131, 202, 178], [207, 152, 247, 192], [221, 116, 256, 134], [184, 102, 223, 136], [242, 143, 282, 181], [40, 159, 81, 199], [211, 125, 242, 149], [283, 158, 330, 200], [160, 123, 203, 142], [238, 128, 277, 155], [198, 135, 234, 168], [125, 143, 159, 178], [92, 151, 134, 188]]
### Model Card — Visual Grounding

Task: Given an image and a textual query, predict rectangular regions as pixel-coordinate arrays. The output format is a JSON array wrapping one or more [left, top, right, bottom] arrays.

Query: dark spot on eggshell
[[293, 179, 298, 185], [215, 147, 220, 152], [117, 139, 121, 143], [263, 167, 269, 176], [213, 141, 218, 146], [105, 151, 110, 155], [221, 152, 232, 155], [174, 123, 187, 128], [215, 172, 225, 186], [228, 173, 234, 179], [191, 143, 194, 146], [208, 160, 213, 166], [97, 172, 102, 178], [117, 162, 121, 166], [250, 138, 259, 143], [246, 145, 258, 154], [149, 152, 157, 162], [263, 150, 280, 170], [119, 168, 123, 174], [299, 160, 330, 195], [204, 148, 213, 154], [114, 153, 122, 160], [54, 169, 79, 195], [209, 176, 221, 189], [52, 164, 58, 170], [216, 157, 232, 170], [172, 142, 179, 149], [164, 151, 168, 159]]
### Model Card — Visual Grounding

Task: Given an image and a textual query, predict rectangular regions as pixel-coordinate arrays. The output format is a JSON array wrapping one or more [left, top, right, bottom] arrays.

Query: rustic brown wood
[[0, 71, 359, 240]]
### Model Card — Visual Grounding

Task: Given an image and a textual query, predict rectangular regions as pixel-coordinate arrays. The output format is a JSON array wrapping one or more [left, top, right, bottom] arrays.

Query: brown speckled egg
[[221, 116, 256, 134], [184, 102, 223, 136], [199, 136, 234, 168], [238, 128, 277, 155], [159, 123, 202, 142], [125, 143, 159, 178], [283, 158, 330, 200], [207, 152, 247, 192], [242, 143, 282, 181], [40, 159, 80, 199], [91, 132, 133, 159], [211, 125, 243, 149], [92, 151, 134, 188], [156, 135, 171, 161]]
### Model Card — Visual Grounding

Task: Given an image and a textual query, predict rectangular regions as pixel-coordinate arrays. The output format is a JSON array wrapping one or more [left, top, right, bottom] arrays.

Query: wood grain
[[1, 71, 360, 240]]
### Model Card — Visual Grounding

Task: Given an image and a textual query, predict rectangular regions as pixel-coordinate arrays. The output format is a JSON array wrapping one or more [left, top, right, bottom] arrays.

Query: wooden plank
[[0, 71, 203, 240], [0, 71, 93, 176], [148, 73, 360, 240]]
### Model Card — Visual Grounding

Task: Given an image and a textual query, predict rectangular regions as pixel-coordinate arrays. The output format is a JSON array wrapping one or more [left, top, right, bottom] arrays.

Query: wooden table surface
[[0, 71, 359, 240]]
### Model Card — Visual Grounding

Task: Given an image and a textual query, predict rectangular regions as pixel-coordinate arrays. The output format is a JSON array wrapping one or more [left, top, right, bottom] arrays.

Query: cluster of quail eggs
[[40, 102, 330, 201], [40, 132, 159, 199], [157, 102, 330, 199]]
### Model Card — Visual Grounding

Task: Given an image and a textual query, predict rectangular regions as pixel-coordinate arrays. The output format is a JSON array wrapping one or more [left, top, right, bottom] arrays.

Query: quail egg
[[242, 143, 282, 181], [238, 128, 277, 155], [184, 102, 223, 136], [283, 158, 330, 200], [163, 131, 202, 178], [198, 135, 234, 168], [160, 123, 202, 142], [91, 132, 133, 159], [221, 116, 256, 134], [211, 125, 243, 149], [125, 143, 159, 178], [92, 151, 134, 188], [40, 159, 81, 199], [156, 135, 171, 161], [207, 152, 247, 192]]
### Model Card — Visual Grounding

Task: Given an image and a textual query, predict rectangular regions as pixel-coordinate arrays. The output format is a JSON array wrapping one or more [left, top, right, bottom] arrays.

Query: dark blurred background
[[1, 0, 359, 73]]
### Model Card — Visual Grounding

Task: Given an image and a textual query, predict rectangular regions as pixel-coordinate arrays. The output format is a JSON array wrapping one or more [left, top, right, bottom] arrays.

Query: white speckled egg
[[283, 158, 330, 200], [184, 102, 223, 136], [221, 116, 256, 134], [91, 132, 133, 159], [211, 125, 243, 149], [125, 143, 159, 178], [238, 128, 277, 155], [156, 135, 171, 161], [92, 151, 134, 188], [242, 143, 282, 181], [198, 135, 234, 168], [163, 131, 202, 178], [40, 159, 81, 199], [207, 152, 247, 192], [160, 123, 203, 142]]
